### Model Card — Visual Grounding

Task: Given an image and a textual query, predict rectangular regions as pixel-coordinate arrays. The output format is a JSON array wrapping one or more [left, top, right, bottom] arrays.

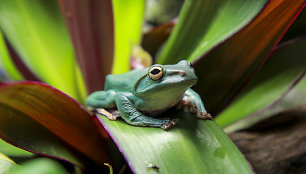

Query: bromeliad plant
[[0, 0, 305, 173]]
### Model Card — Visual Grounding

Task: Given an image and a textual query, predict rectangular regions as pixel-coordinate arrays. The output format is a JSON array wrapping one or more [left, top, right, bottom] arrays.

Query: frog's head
[[134, 60, 197, 97]]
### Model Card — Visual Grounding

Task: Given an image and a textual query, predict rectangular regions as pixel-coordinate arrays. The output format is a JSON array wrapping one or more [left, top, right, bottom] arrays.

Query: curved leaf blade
[[0, 82, 109, 166], [280, 7, 306, 43], [0, 103, 81, 166], [0, 0, 80, 100], [194, 0, 306, 113], [0, 32, 23, 81], [8, 158, 68, 174], [157, 0, 268, 64], [112, 0, 146, 74], [0, 139, 33, 157], [142, 20, 175, 59], [58, 0, 114, 93], [0, 153, 16, 174], [97, 111, 253, 174], [4, 37, 41, 82], [215, 37, 306, 127], [224, 74, 306, 133]]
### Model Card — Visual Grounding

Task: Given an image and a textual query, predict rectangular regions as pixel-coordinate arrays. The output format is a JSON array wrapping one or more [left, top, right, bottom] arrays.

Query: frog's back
[[104, 69, 146, 92]]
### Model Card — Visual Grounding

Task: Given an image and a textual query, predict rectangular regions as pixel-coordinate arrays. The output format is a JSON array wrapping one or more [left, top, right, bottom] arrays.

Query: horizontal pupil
[[151, 69, 160, 75]]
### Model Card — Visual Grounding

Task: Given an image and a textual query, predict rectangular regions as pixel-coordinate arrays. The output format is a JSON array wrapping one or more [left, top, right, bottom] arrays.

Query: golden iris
[[149, 66, 163, 80]]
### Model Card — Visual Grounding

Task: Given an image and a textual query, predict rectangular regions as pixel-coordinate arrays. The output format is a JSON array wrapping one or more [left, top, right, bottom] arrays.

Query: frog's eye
[[149, 66, 163, 80]]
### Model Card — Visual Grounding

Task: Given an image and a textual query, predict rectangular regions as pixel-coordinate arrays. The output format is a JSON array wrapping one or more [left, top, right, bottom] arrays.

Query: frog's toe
[[96, 108, 120, 121], [189, 107, 198, 114], [161, 119, 179, 130], [197, 112, 213, 120], [112, 110, 121, 118]]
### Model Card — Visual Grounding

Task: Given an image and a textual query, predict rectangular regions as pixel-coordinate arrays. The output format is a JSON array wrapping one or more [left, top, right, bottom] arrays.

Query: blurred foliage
[[145, 0, 184, 25]]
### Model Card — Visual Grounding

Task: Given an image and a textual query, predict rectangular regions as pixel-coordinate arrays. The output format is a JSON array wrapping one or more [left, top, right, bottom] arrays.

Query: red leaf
[[58, 0, 114, 93], [0, 82, 109, 166], [142, 20, 176, 58], [4, 39, 40, 81]]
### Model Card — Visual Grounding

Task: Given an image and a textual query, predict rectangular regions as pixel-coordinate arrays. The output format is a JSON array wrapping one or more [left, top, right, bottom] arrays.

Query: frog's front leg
[[115, 94, 178, 130], [181, 88, 212, 119], [86, 90, 116, 108], [86, 90, 120, 120]]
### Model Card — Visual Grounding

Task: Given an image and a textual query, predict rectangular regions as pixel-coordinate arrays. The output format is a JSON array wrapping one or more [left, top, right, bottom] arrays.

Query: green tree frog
[[86, 60, 211, 130]]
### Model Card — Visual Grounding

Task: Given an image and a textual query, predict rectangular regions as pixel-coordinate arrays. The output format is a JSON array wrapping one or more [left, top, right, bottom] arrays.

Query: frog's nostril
[[189, 62, 194, 69]]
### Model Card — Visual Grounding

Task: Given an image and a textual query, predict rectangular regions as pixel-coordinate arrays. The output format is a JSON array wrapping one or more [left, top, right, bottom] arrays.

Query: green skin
[[86, 60, 211, 130]]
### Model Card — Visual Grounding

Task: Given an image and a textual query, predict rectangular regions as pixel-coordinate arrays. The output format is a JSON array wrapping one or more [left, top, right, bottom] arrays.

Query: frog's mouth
[[143, 77, 197, 93], [176, 77, 198, 86]]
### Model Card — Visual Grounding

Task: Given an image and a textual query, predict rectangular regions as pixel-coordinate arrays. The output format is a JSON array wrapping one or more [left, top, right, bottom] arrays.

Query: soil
[[229, 108, 306, 174]]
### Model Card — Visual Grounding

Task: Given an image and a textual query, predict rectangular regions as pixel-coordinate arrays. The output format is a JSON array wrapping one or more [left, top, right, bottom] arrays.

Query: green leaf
[[0, 139, 33, 157], [112, 0, 146, 74], [224, 73, 306, 133], [8, 158, 68, 174], [58, 0, 114, 93], [0, 0, 81, 100], [215, 37, 306, 128], [0, 31, 23, 81], [157, 0, 268, 64], [193, 0, 306, 113], [145, 0, 183, 24], [0, 82, 109, 167], [0, 152, 16, 174], [97, 111, 253, 174]]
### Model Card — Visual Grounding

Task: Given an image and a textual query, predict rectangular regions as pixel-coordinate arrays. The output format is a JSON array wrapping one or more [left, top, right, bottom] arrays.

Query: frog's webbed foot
[[197, 111, 212, 120], [181, 88, 213, 120], [186, 103, 212, 120], [96, 108, 121, 121], [161, 119, 179, 130]]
